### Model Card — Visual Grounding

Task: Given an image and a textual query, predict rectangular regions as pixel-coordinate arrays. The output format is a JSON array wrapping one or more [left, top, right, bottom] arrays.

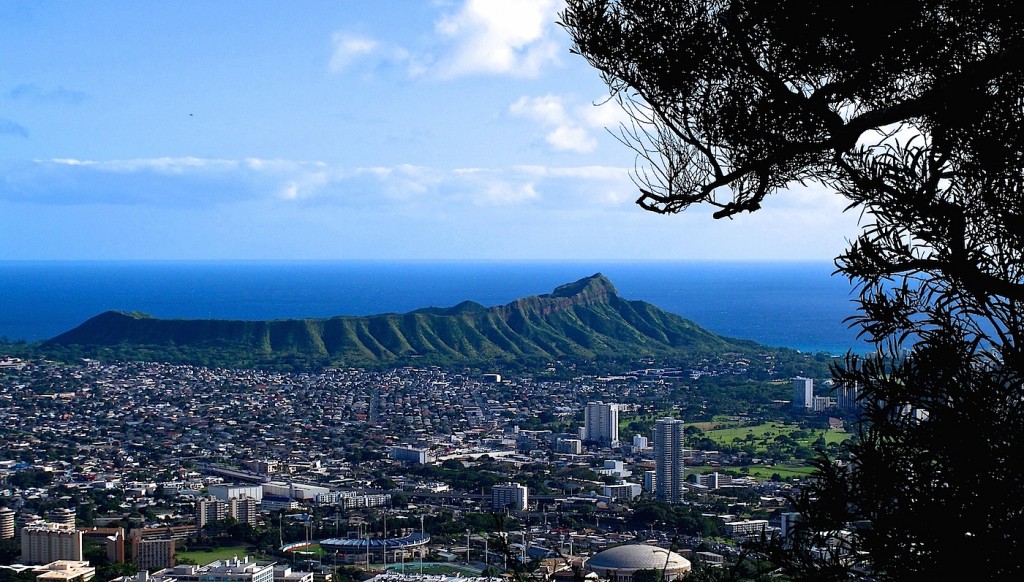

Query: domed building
[[586, 543, 692, 582]]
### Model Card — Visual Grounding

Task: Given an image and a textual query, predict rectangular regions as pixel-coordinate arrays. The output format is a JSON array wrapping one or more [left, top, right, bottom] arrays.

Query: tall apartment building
[[695, 472, 733, 489], [792, 377, 814, 410], [654, 418, 686, 503], [491, 482, 529, 512], [555, 437, 582, 455], [196, 497, 228, 528], [584, 401, 620, 447], [0, 507, 14, 540], [15, 513, 41, 542], [835, 382, 861, 411], [132, 534, 176, 571], [196, 495, 258, 528], [20, 522, 83, 565], [231, 496, 258, 526], [643, 470, 656, 493], [779, 512, 801, 543]]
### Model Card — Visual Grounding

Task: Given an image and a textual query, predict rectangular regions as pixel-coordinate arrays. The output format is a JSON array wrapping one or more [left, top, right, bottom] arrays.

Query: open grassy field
[[176, 545, 254, 566], [702, 421, 851, 449], [740, 464, 819, 480]]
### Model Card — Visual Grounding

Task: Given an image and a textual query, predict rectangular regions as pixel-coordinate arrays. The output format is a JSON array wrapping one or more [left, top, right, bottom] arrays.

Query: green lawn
[[737, 464, 818, 480], [702, 421, 851, 449], [703, 421, 791, 442], [685, 420, 851, 480], [176, 545, 254, 566]]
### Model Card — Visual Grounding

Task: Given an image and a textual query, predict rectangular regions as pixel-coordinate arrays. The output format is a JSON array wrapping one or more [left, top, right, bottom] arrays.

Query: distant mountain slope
[[44, 274, 760, 368]]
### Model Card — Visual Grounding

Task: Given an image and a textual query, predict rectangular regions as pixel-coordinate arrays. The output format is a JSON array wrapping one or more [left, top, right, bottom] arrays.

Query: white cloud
[[480, 181, 539, 205], [6, 158, 340, 206], [50, 156, 240, 173], [329, 33, 380, 72], [582, 96, 631, 128], [510, 95, 565, 125], [3, 157, 640, 212], [355, 164, 440, 199], [435, 0, 563, 78], [1, 158, 861, 260], [546, 125, 595, 152], [326, 1, 568, 79], [244, 158, 327, 172], [510, 94, 602, 153], [517, 165, 627, 180], [328, 32, 413, 75]]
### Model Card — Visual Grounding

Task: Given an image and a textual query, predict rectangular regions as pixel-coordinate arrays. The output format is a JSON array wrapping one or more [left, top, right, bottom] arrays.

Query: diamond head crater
[[37, 274, 799, 371]]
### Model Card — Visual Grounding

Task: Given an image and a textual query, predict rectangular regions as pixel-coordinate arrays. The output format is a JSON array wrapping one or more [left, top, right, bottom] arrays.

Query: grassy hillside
[[42, 274, 764, 369]]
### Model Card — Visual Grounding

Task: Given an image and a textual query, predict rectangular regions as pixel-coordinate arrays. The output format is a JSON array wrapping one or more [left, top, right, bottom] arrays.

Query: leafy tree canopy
[[563, 1, 1024, 580]]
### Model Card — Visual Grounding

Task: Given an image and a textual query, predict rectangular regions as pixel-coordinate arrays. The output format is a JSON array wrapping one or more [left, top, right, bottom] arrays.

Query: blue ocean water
[[0, 260, 867, 355]]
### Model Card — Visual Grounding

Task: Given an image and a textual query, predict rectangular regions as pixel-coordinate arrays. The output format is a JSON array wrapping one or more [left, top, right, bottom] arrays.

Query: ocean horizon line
[[0, 260, 863, 355]]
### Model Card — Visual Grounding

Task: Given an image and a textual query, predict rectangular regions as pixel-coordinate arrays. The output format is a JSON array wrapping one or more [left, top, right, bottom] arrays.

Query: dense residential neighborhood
[[0, 353, 846, 581]]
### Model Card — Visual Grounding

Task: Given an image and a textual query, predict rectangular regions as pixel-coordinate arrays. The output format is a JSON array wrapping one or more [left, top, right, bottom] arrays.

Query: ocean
[[0, 260, 867, 355]]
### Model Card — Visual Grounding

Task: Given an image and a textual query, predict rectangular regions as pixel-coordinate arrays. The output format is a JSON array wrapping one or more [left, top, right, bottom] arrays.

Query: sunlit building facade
[[654, 417, 686, 503]]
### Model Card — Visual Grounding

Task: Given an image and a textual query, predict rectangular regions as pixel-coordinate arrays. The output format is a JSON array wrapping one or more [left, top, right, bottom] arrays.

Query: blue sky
[[0, 0, 860, 261]]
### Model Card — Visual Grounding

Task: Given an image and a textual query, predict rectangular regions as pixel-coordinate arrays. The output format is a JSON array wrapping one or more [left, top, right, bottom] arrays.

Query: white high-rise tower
[[793, 377, 814, 410], [585, 401, 620, 447], [654, 417, 686, 503]]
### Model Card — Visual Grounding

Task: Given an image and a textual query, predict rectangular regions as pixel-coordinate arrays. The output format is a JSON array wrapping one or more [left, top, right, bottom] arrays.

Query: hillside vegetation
[[42, 274, 764, 369]]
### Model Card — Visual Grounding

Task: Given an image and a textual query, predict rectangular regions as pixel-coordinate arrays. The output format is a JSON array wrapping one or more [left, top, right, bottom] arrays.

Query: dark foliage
[[6, 468, 54, 489], [628, 499, 723, 537], [563, 1, 1024, 579]]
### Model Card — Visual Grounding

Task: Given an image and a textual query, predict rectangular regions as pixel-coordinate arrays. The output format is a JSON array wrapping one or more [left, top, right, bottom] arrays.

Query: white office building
[[390, 447, 433, 464], [155, 557, 275, 582], [585, 401, 620, 447], [262, 482, 329, 501], [209, 484, 263, 503], [602, 482, 642, 501], [491, 483, 529, 512], [632, 434, 649, 450]]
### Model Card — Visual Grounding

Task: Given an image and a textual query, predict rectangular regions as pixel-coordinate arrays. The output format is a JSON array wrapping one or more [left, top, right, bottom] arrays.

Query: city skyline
[[0, 1, 861, 261]]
